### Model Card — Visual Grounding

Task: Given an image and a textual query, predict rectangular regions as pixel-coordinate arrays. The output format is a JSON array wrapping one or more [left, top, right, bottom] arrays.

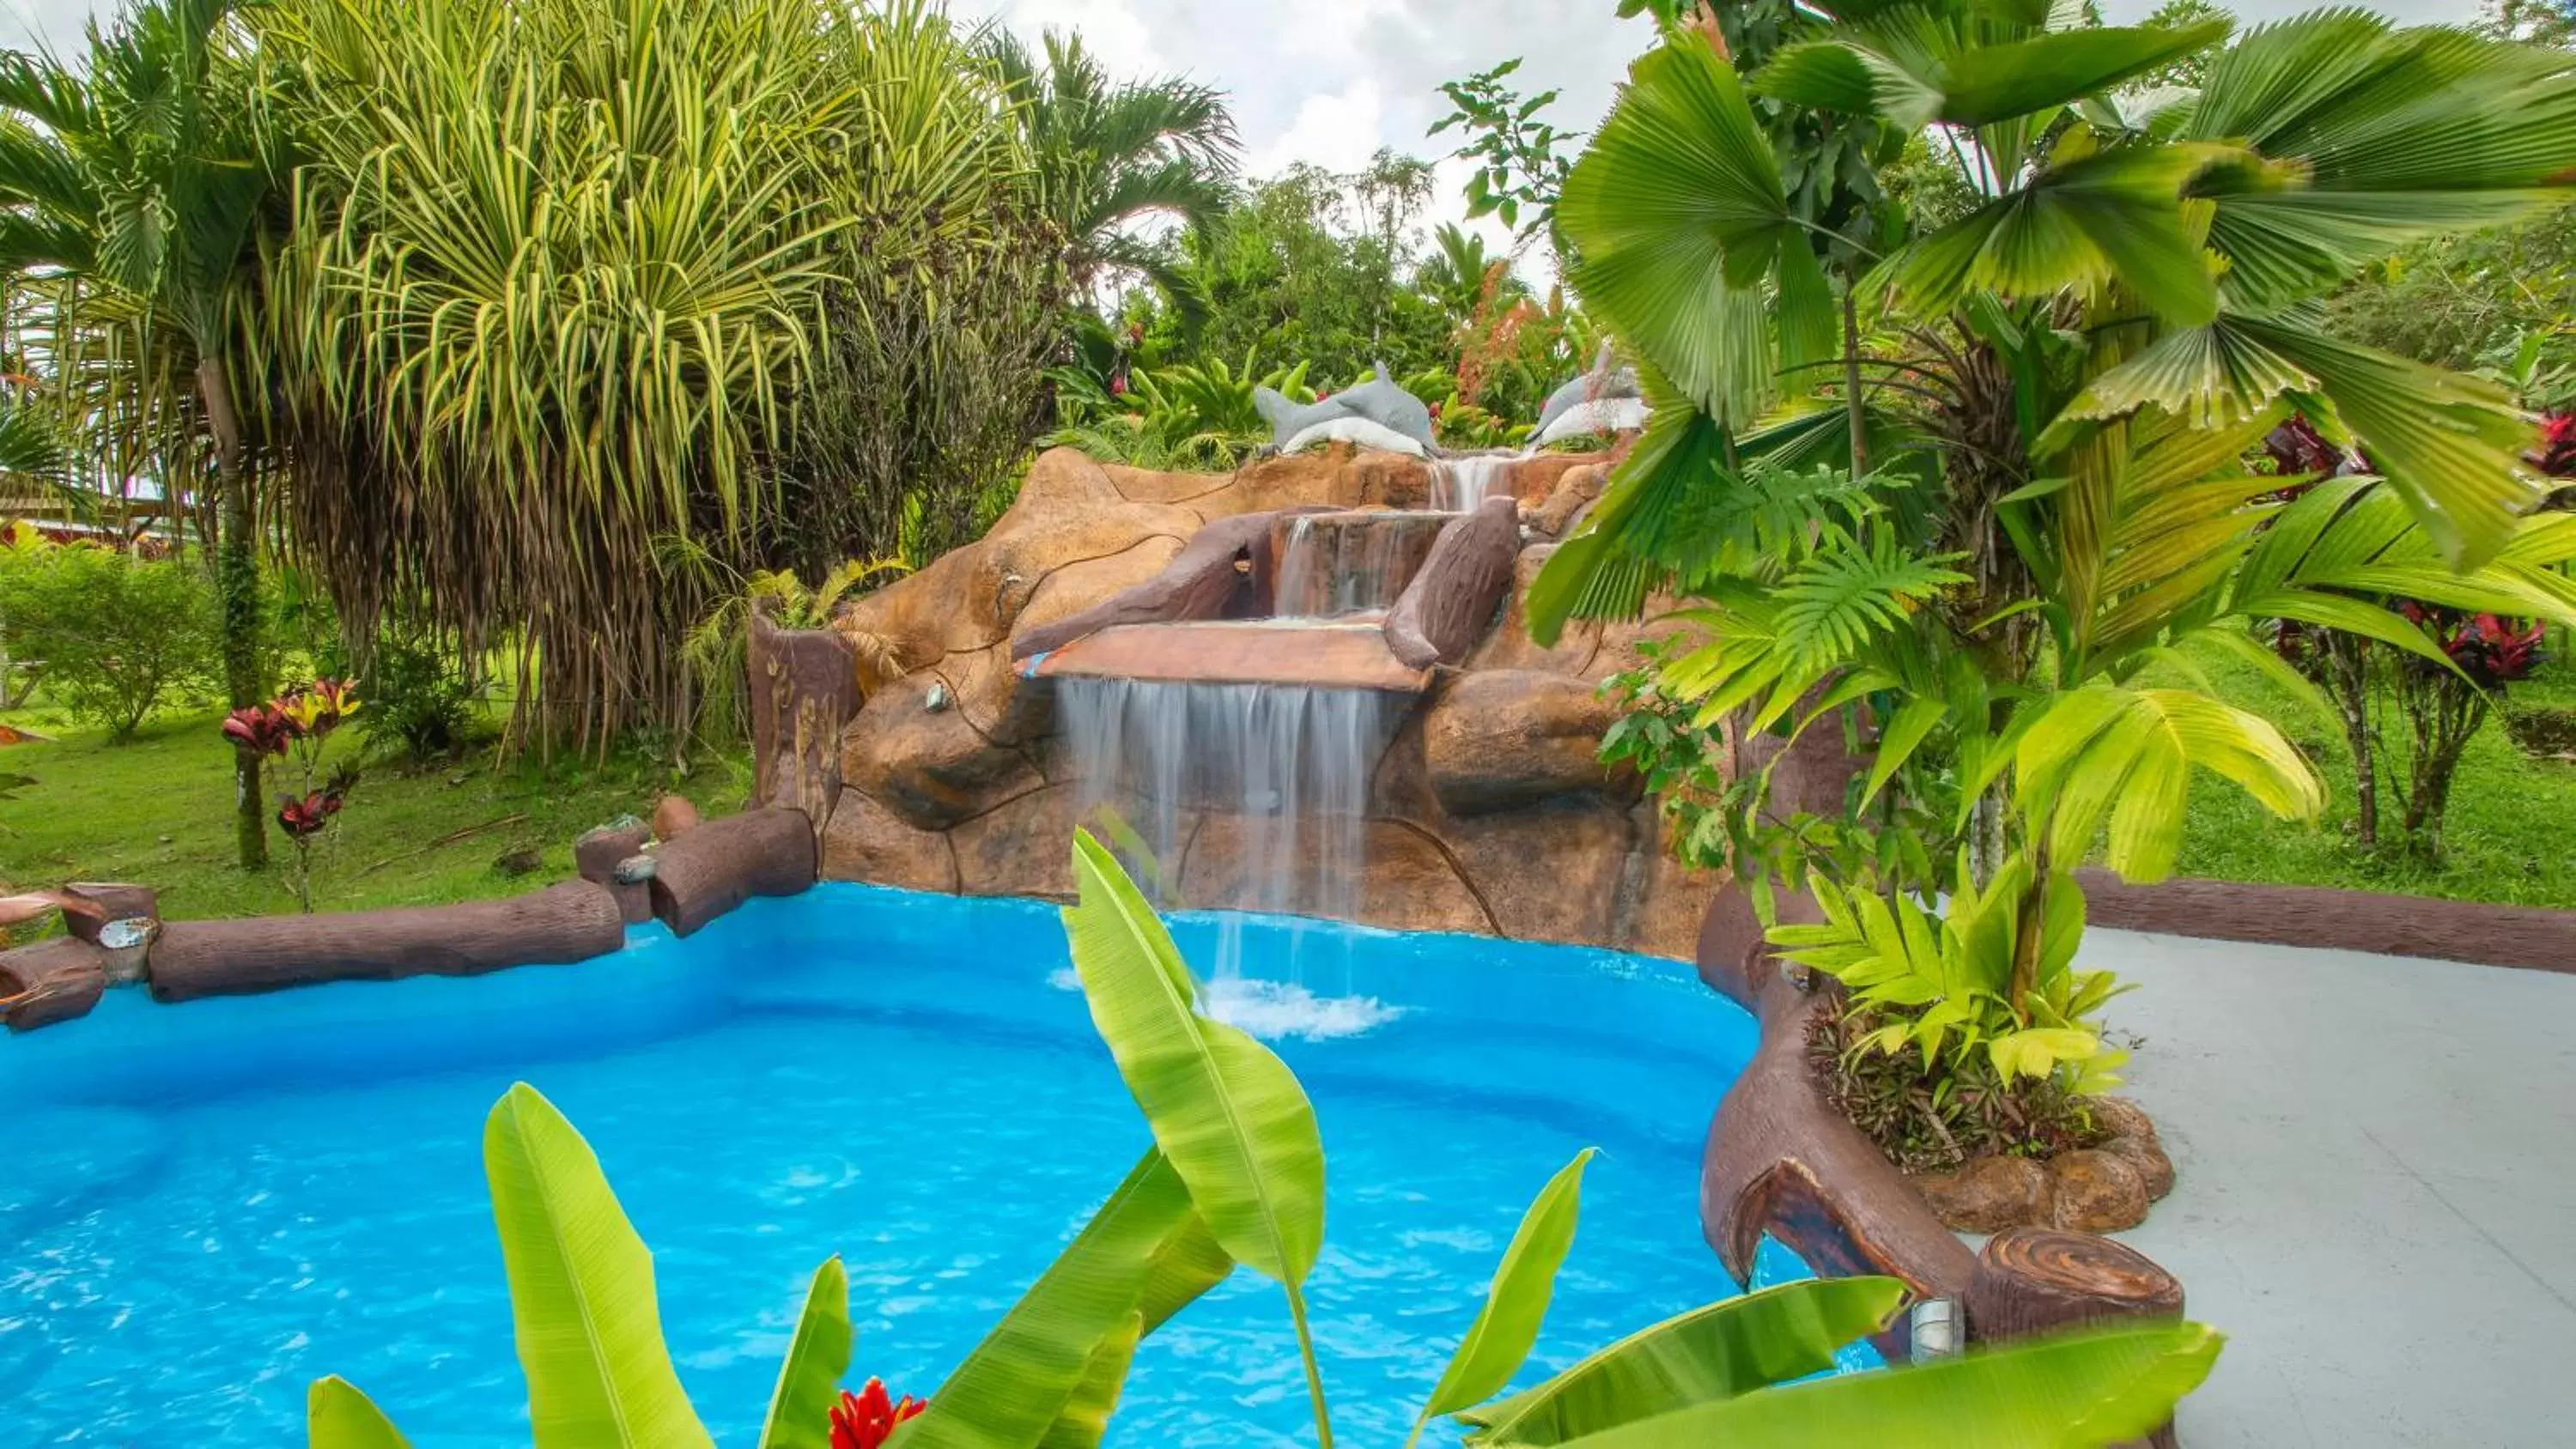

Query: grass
[[2164, 642, 2576, 910], [0, 698, 753, 925]]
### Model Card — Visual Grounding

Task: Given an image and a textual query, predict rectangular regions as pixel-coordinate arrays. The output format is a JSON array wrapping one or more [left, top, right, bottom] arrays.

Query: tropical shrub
[[0, 540, 217, 740], [1540, 12, 2576, 1153], [345, 638, 483, 764], [303, 834, 2224, 1449], [1048, 354, 1315, 469], [223, 677, 361, 912], [681, 557, 910, 743]]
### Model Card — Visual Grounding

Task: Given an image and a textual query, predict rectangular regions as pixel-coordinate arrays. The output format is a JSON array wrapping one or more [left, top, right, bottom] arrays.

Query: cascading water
[[1271, 512, 1449, 618], [1057, 676, 1394, 1008], [1432, 453, 1518, 512]]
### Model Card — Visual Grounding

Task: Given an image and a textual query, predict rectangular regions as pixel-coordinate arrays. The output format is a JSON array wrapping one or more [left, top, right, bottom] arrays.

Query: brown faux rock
[[822, 791, 962, 895], [648, 807, 816, 937], [2049, 1149, 2152, 1233], [2088, 1096, 2158, 1143], [1443, 797, 1631, 945], [1, 935, 109, 1031], [1424, 670, 1631, 815], [950, 785, 1085, 900], [1465, 545, 1601, 677], [1911, 1155, 2055, 1234], [652, 795, 702, 840], [841, 678, 1045, 832], [1177, 815, 1493, 936], [747, 609, 862, 826], [1530, 464, 1607, 537], [2104, 1132, 2177, 1203], [1011, 534, 1190, 644]]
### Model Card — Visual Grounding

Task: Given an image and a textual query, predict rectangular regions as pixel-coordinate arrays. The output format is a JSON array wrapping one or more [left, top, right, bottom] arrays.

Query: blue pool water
[[1, 885, 1824, 1446]]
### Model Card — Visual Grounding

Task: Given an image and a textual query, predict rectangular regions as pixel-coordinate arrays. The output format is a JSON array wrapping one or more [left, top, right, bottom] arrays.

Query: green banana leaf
[[1461, 1277, 1904, 1446], [897, 1149, 1209, 1449], [758, 1257, 854, 1449], [1550, 1321, 2222, 1447], [307, 1375, 410, 1448], [1060, 829, 1326, 1288], [1413, 1149, 1598, 1439], [1036, 1311, 1145, 1449], [483, 1083, 714, 1449]]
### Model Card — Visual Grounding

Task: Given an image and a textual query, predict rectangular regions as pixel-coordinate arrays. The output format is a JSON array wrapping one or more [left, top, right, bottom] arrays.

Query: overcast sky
[[0, 0, 2492, 252]]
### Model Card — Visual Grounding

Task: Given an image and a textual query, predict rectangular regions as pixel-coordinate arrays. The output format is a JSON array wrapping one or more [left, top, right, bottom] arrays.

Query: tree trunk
[[200, 355, 267, 871], [2324, 632, 2379, 849], [1842, 284, 1868, 475]]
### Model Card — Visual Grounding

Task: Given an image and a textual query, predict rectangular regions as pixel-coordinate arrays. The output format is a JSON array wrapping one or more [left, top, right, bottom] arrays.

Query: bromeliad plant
[[1534, 9, 2576, 1151], [303, 832, 2223, 1449]]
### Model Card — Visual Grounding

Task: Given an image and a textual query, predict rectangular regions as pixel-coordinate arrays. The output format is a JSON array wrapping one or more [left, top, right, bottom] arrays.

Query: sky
[[0, 0, 2494, 255]]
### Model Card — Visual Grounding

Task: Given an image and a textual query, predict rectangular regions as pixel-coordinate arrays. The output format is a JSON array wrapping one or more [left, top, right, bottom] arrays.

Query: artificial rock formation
[[770, 445, 1722, 958]]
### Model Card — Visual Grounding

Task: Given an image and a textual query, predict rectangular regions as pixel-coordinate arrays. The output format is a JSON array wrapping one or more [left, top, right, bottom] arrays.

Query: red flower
[[1109, 372, 1128, 397], [829, 1379, 926, 1449], [222, 705, 294, 756], [275, 790, 345, 839], [2539, 411, 2576, 478]]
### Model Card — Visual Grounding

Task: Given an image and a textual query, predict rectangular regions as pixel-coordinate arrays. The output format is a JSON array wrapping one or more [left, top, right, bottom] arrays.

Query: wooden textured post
[[1967, 1228, 2187, 1448]]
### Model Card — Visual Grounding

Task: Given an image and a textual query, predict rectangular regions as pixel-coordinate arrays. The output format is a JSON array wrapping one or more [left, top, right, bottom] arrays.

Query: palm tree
[[1539, 12, 2576, 995], [0, 0, 273, 866], [977, 28, 1240, 290]]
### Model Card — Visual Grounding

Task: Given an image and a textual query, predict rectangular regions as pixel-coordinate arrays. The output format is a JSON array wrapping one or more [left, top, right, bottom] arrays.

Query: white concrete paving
[[2088, 926, 2576, 1447]]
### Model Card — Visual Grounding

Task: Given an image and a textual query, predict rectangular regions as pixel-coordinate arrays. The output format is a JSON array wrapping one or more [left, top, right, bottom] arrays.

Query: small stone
[[446, 773, 468, 787], [2103, 1133, 2176, 1202], [1911, 1155, 2052, 1234], [611, 853, 659, 885], [2050, 1149, 2151, 1233], [494, 846, 544, 877], [652, 795, 702, 840], [97, 918, 152, 951], [156, 834, 173, 846], [2088, 1096, 2158, 1143]]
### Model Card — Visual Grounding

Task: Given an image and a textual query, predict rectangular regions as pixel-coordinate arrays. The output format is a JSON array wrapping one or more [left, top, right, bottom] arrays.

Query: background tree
[[0, 0, 274, 864], [1431, 58, 1581, 260], [978, 29, 1240, 293]]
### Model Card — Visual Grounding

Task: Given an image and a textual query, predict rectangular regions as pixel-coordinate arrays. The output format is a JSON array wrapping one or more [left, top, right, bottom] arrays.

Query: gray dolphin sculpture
[[1534, 343, 1641, 438], [1255, 361, 1438, 452]]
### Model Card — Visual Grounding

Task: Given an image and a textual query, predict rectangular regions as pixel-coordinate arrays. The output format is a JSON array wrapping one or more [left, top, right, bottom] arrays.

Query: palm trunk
[[200, 355, 267, 870]]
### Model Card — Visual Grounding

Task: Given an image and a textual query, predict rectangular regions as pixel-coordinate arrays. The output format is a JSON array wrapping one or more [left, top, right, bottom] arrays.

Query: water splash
[[1046, 967, 1405, 1042]]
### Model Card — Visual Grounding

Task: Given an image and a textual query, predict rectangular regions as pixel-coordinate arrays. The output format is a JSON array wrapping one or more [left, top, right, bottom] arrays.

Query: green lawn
[[2166, 644, 2576, 910], [0, 700, 753, 925]]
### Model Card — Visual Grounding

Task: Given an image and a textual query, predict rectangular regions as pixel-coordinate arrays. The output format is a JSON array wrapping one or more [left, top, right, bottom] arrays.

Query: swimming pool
[[3, 884, 1792, 1446]]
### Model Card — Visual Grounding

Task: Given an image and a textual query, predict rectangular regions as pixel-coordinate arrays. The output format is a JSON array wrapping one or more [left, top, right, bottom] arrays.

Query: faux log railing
[[1010, 507, 1324, 661], [1, 806, 817, 1029]]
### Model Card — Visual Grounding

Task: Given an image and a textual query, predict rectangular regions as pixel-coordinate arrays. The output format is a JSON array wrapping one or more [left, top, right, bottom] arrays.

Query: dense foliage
[[1547, 7, 2576, 1150]]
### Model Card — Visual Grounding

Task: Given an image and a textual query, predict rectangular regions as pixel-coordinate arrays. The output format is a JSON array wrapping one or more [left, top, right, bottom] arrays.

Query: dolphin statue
[[1255, 361, 1439, 455]]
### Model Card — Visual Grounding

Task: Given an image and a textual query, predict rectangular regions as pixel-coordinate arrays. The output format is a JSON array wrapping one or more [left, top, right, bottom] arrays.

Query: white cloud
[[1254, 80, 1388, 177]]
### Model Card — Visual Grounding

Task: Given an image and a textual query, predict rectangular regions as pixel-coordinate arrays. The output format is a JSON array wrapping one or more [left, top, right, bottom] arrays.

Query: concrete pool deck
[[2090, 926, 2575, 1446]]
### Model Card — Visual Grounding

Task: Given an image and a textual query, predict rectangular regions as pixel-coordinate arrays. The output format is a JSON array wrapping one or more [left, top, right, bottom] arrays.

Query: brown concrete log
[[1012, 510, 1319, 661], [748, 608, 862, 827], [648, 806, 817, 938], [1968, 1228, 2187, 1448], [147, 882, 626, 1003], [1385, 496, 1520, 669], [574, 822, 655, 925], [61, 882, 157, 941], [1, 935, 108, 1031]]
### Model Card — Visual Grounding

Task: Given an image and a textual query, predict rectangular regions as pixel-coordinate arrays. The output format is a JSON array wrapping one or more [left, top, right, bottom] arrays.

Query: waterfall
[[1057, 676, 1389, 985], [1432, 454, 1517, 512], [1272, 512, 1451, 618]]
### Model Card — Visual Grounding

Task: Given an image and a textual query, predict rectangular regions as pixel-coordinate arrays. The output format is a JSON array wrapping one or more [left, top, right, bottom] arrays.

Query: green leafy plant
[[1431, 58, 1580, 256], [306, 833, 2225, 1449], [1048, 353, 1315, 469], [0, 541, 217, 741], [678, 555, 910, 744]]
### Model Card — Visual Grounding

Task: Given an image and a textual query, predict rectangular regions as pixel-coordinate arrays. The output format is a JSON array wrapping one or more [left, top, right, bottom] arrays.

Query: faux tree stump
[[1968, 1228, 2187, 1448]]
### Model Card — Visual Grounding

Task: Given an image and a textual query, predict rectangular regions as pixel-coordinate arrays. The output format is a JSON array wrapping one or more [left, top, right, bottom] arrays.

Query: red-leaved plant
[[829, 1378, 925, 1449], [223, 678, 362, 912]]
